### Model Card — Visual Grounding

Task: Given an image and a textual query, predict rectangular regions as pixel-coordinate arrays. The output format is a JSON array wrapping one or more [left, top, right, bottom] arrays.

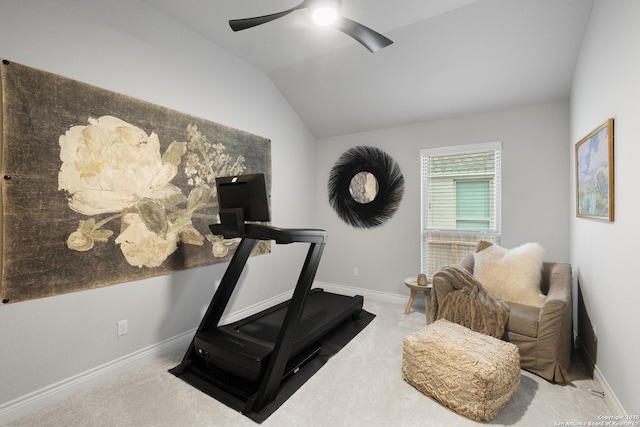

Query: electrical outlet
[[117, 319, 128, 337], [353, 267, 359, 276]]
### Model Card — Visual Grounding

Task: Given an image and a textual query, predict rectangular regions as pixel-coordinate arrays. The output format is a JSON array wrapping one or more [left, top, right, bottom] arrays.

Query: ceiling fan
[[229, 0, 393, 53]]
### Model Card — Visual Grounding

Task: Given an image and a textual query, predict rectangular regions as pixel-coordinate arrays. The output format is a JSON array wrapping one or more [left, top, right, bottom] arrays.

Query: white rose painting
[[57, 115, 244, 268], [0, 60, 271, 303], [58, 116, 183, 216]]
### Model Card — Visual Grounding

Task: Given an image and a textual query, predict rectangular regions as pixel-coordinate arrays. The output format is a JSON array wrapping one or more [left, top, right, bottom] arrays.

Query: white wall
[[314, 101, 571, 296], [570, 0, 640, 414], [0, 0, 317, 422]]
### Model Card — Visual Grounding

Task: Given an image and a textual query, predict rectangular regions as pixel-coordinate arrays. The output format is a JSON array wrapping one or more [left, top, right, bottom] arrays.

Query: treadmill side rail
[[252, 238, 324, 411]]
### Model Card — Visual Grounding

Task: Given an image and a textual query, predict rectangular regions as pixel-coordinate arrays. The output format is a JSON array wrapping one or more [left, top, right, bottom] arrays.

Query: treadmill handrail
[[209, 223, 327, 244]]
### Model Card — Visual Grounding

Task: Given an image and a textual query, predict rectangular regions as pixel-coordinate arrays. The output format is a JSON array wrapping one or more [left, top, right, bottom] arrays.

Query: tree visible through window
[[420, 143, 501, 278]]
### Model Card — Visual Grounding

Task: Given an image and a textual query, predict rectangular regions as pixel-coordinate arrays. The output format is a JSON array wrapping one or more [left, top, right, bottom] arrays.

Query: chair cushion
[[473, 242, 546, 308]]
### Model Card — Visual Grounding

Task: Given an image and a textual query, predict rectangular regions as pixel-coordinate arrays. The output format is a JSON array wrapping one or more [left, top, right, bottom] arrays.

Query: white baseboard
[[0, 290, 293, 426], [0, 329, 194, 426], [313, 281, 409, 306], [575, 331, 627, 416], [593, 365, 627, 415]]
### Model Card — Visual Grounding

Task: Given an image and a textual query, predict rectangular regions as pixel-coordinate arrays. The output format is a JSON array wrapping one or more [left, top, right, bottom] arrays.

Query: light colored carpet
[[8, 299, 611, 426]]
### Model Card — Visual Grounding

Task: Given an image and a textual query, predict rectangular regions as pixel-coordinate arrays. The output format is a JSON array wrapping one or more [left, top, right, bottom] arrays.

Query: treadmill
[[170, 174, 364, 421]]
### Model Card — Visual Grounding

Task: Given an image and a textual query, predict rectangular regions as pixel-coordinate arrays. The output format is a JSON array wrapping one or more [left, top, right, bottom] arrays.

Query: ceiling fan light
[[311, 7, 338, 26]]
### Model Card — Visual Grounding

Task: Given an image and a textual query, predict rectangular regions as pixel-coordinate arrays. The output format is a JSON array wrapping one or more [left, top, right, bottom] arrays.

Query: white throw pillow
[[473, 242, 545, 308]]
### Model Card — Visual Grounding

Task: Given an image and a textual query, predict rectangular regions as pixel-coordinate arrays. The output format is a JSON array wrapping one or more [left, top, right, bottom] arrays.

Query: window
[[420, 142, 501, 278]]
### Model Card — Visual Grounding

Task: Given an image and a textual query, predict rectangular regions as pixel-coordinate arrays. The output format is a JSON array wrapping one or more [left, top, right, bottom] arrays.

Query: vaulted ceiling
[[139, 0, 594, 138]]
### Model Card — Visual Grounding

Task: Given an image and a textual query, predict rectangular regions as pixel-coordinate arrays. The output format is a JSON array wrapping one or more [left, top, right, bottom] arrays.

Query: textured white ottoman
[[402, 319, 520, 421]]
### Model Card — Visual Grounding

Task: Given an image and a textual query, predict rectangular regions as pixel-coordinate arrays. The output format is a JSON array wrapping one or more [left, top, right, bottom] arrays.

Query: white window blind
[[420, 142, 502, 278]]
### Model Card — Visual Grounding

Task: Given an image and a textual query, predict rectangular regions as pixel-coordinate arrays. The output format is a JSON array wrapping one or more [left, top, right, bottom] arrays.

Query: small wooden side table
[[404, 277, 432, 323]]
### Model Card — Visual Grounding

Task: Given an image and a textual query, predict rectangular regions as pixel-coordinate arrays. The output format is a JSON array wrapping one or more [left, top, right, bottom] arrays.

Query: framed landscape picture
[[575, 118, 614, 221]]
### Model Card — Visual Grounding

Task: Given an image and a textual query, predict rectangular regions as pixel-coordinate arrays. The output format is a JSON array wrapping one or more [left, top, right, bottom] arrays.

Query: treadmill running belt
[[194, 290, 363, 381], [235, 291, 359, 341]]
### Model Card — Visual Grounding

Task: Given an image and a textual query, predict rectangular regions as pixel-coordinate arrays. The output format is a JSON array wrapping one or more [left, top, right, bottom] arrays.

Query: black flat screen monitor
[[216, 173, 270, 227]]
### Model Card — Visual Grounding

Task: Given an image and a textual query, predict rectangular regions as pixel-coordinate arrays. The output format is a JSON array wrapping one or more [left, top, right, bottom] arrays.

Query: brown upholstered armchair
[[432, 254, 573, 383]]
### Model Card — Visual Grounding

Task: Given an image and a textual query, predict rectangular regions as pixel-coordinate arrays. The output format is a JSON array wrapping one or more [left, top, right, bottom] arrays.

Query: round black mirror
[[328, 146, 404, 228]]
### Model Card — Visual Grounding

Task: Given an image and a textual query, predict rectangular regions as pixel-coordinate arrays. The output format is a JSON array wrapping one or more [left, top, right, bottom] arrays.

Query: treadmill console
[[216, 173, 270, 232]]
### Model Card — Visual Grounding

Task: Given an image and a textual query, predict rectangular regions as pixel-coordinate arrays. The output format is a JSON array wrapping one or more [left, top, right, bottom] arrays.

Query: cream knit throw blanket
[[433, 265, 509, 339]]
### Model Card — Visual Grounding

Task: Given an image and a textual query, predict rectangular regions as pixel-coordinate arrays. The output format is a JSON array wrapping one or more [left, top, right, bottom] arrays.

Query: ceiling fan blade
[[229, 2, 307, 32], [334, 17, 393, 53]]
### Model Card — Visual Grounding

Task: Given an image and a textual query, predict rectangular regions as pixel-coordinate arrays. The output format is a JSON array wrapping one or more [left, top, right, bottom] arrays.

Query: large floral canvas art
[[0, 60, 271, 303]]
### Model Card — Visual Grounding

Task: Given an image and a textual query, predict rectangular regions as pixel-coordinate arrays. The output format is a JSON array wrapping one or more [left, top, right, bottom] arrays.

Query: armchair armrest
[[539, 263, 571, 325], [536, 262, 573, 382], [431, 274, 454, 319]]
